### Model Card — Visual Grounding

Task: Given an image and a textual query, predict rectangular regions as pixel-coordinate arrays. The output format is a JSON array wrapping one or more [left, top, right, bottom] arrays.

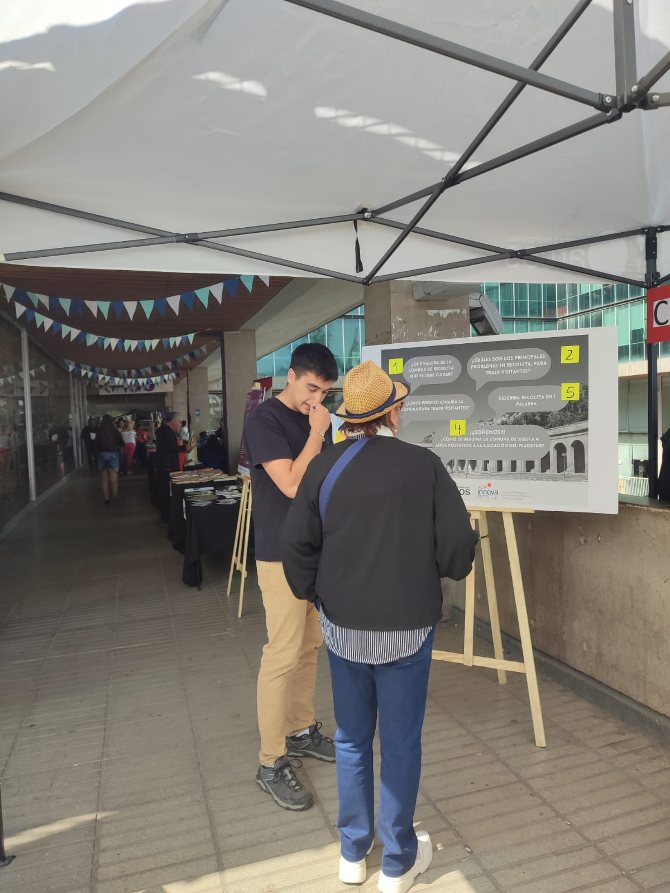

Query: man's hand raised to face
[[308, 401, 331, 436]]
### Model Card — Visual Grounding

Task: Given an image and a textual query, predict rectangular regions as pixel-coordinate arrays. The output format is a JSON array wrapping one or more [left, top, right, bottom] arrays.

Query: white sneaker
[[377, 831, 432, 893], [339, 842, 375, 885]]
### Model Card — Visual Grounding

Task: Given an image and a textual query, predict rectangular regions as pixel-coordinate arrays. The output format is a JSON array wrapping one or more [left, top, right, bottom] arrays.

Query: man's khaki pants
[[256, 560, 323, 766]]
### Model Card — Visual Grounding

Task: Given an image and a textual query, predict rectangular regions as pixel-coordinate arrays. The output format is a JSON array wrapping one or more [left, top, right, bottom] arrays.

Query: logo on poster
[[477, 482, 499, 499]]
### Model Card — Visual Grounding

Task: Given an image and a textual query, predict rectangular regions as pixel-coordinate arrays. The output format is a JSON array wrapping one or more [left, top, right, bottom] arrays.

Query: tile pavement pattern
[[1, 472, 669, 893]]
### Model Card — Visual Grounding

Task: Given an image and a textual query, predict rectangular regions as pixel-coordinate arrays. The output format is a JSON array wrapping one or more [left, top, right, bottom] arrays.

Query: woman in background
[[121, 419, 137, 474], [96, 414, 124, 505]]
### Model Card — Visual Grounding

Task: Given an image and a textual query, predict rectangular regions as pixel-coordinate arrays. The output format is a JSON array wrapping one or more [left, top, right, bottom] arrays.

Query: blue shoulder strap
[[318, 437, 370, 522]]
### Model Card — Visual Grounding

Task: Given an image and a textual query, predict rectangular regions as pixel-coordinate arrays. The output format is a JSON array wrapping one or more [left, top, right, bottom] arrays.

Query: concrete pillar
[[170, 379, 188, 425], [566, 439, 576, 474], [365, 280, 471, 619], [223, 330, 257, 473], [185, 367, 210, 438], [364, 280, 470, 344], [501, 460, 512, 473]]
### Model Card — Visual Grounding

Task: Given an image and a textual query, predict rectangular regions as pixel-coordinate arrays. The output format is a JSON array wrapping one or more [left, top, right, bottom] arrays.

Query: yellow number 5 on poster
[[450, 420, 467, 436], [561, 345, 580, 364], [388, 358, 404, 375], [561, 382, 580, 401]]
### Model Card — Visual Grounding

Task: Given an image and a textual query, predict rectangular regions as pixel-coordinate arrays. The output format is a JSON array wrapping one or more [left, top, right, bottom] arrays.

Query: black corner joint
[[175, 233, 199, 244], [645, 228, 660, 289]]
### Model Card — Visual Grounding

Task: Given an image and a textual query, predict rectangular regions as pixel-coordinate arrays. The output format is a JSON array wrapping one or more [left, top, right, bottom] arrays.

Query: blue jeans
[[327, 629, 434, 878]]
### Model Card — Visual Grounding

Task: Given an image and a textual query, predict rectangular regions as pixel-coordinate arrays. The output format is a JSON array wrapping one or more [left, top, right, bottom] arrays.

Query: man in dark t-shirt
[[243, 343, 338, 811]]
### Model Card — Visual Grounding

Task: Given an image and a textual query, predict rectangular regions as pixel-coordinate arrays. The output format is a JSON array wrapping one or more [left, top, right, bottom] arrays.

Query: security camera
[[469, 293, 503, 336], [411, 281, 503, 335]]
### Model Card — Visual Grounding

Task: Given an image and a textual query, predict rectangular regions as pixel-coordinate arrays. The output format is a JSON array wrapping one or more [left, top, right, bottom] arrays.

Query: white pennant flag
[[109, 338, 119, 350], [15, 303, 26, 319], [167, 295, 181, 315], [69, 327, 80, 340], [259, 276, 271, 287], [4, 285, 15, 300], [85, 301, 98, 317], [210, 282, 224, 303], [125, 301, 138, 320], [43, 317, 54, 332], [38, 293, 49, 308]]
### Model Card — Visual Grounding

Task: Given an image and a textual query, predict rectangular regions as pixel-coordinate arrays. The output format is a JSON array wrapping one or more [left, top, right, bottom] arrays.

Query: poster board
[[363, 328, 618, 514], [237, 376, 272, 476]]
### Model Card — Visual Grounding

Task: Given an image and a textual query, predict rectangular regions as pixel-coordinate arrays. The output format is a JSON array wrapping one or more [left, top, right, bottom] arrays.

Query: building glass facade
[[256, 306, 365, 379], [482, 281, 666, 364]]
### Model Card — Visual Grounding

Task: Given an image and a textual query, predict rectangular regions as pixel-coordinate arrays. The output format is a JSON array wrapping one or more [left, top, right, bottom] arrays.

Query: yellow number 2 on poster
[[561, 382, 580, 401], [561, 345, 580, 364], [388, 358, 404, 375], [450, 419, 467, 436]]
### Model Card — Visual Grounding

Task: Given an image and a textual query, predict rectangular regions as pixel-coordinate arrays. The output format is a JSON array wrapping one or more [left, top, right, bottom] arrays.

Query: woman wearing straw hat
[[282, 361, 478, 893]]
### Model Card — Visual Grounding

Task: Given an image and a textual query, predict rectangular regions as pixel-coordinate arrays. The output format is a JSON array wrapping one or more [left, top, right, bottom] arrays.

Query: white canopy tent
[[0, 0, 669, 287]]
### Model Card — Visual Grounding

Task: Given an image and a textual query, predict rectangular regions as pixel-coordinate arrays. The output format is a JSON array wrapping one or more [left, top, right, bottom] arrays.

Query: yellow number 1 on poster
[[561, 383, 580, 401], [388, 358, 404, 375], [450, 420, 467, 436], [561, 345, 580, 364]]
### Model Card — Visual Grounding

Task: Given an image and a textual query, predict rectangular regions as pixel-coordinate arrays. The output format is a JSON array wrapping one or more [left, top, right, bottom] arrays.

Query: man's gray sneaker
[[256, 757, 313, 811], [286, 722, 336, 762]]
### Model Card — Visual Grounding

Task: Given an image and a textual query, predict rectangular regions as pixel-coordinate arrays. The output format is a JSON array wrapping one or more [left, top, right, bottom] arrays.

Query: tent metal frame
[[1, 0, 669, 492]]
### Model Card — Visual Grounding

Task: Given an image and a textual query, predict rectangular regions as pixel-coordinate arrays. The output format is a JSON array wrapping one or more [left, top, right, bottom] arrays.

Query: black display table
[[181, 500, 241, 587]]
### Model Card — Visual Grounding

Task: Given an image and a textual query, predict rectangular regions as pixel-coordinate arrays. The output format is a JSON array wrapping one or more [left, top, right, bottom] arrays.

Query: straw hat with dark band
[[335, 360, 409, 424]]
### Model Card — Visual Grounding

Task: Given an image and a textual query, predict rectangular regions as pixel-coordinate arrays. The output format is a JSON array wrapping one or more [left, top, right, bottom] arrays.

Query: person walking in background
[[95, 414, 124, 505], [121, 419, 137, 474], [135, 425, 149, 467], [282, 361, 479, 892], [80, 417, 97, 470], [155, 412, 190, 472], [243, 343, 339, 811]]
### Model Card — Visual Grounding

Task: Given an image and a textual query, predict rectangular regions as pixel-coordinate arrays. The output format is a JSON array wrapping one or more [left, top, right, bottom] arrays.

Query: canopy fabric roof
[[1, 1, 669, 286]]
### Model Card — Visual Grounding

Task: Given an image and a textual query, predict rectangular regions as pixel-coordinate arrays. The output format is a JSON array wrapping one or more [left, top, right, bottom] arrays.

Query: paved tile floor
[[1, 471, 670, 893]]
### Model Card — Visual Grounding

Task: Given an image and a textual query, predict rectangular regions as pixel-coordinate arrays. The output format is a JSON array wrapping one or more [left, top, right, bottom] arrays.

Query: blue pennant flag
[[13, 289, 28, 305], [25, 309, 35, 323], [97, 337, 105, 349], [137, 341, 145, 350], [162, 338, 169, 349], [155, 298, 167, 316], [181, 291, 195, 311], [224, 278, 238, 298], [113, 302, 125, 320], [52, 322, 62, 335], [71, 299, 86, 316]]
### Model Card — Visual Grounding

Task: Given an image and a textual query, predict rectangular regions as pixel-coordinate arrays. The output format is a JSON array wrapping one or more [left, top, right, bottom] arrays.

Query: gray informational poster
[[362, 328, 618, 514]]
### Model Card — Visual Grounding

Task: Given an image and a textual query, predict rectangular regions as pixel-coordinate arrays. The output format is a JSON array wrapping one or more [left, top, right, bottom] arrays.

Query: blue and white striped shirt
[[319, 612, 432, 665]]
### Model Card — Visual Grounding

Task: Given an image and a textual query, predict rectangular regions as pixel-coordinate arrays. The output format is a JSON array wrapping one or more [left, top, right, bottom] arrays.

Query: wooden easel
[[226, 475, 253, 619], [432, 508, 546, 748]]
